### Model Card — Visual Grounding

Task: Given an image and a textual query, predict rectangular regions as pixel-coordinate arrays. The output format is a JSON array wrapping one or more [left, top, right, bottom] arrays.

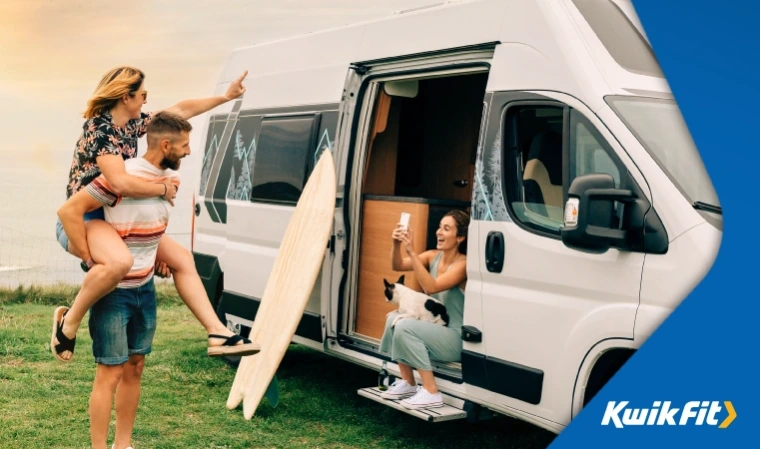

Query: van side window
[[503, 104, 565, 235], [502, 104, 627, 236], [199, 119, 227, 197], [250, 115, 320, 204], [199, 116, 238, 223]]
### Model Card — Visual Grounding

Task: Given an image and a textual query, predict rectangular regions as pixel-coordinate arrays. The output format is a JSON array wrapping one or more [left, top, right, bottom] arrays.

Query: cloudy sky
[[0, 0, 433, 177]]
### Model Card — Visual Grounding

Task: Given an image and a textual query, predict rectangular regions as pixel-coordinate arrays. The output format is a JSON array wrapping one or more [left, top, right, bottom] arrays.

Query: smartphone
[[399, 212, 411, 231]]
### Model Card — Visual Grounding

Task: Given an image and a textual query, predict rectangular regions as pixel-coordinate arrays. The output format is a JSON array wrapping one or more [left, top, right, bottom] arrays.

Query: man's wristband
[[80, 259, 95, 272]]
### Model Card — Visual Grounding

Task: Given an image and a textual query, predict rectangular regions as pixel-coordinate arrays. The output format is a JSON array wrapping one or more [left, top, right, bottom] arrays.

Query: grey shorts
[[88, 278, 157, 366], [55, 207, 105, 253]]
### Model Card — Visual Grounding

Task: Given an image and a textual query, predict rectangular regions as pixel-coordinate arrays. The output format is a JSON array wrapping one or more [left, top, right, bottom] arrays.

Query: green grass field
[[0, 286, 557, 449]]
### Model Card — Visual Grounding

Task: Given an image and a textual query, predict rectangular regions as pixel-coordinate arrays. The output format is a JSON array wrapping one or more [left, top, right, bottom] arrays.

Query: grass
[[0, 291, 557, 449], [0, 283, 183, 307]]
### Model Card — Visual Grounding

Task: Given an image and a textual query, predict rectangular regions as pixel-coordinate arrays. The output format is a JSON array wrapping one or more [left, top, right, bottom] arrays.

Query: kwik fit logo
[[601, 401, 737, 428]]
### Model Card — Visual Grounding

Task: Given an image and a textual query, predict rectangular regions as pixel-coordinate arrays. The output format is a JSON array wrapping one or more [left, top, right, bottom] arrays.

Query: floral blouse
[[66, 110, 153, 198]]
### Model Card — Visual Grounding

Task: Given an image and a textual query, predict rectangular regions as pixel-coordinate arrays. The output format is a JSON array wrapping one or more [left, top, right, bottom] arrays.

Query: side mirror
[[561, 174, 634, 253]]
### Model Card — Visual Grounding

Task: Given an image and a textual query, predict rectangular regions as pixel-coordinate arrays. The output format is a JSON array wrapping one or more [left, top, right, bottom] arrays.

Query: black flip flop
[[207, 334, 261, 357], [51, 306, 76, 363]]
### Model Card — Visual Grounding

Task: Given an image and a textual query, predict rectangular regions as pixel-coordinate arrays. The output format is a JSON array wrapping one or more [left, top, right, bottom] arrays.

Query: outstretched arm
[[162, 70, 248, 119], [101, 70, 247, 199]]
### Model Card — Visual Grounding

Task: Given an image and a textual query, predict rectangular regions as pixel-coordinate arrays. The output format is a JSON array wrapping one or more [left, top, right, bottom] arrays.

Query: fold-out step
[[358, 387, 468, 422]]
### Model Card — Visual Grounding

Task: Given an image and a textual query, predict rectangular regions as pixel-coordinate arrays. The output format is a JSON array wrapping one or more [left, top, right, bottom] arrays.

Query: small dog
[[383, 275, 449, 328]]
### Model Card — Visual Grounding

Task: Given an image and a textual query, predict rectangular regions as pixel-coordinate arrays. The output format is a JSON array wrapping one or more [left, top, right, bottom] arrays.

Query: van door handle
[[485, 231, 504, 273], [461, 325, 482, 342]]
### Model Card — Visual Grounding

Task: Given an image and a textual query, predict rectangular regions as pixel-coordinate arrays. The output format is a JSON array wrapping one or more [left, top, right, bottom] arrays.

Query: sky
[[0, 0, 434, 179]]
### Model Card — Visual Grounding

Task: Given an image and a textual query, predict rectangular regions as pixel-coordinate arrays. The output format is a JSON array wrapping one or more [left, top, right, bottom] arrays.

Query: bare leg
[[114, 355, 145, 449], [418, 369, 439, 394], [55, 220, 133, 360], [155, 235, 242, 347], [90, 364, 123, 449], [398, 362, 417, 386]]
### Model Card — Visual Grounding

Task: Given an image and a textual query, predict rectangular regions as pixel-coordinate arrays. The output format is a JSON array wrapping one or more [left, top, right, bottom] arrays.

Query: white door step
[[358, 387, 468, 422]]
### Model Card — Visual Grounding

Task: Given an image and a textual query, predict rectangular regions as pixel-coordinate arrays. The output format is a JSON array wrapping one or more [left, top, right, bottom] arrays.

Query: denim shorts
[[55, 207, 105, 253], [88, 278, 157, 366]]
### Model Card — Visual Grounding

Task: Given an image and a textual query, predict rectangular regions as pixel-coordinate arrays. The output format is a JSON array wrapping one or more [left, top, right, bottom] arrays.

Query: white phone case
[[400, 212, 411, 230]]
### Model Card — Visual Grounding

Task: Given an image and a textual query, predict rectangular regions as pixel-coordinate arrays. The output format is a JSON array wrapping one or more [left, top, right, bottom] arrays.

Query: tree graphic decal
[[226, 130, 257, 201], [472, 127, 510, 222], [199, 133, 219, 196]]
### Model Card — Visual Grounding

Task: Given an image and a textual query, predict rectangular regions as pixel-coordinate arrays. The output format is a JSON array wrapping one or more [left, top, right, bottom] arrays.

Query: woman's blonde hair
[[83, 66, 145, 119]]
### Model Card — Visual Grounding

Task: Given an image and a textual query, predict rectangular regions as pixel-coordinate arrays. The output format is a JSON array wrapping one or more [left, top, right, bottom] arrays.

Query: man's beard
[[161, 156, 180, 170]]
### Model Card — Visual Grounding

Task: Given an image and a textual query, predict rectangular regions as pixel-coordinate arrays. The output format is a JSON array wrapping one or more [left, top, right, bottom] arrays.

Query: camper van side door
[[465, 91, 647, 424]]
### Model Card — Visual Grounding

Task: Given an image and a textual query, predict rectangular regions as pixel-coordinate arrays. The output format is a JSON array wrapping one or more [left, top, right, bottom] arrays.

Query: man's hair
[[147, 111, 193, 147]]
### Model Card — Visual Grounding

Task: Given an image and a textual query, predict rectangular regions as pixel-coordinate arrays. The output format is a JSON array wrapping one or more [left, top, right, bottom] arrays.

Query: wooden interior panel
[[363, 92, 400, 195], [355, 200, 429, 339]]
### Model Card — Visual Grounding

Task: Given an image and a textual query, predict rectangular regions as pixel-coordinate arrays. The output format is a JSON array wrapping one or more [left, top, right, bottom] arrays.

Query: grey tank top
[[429, 252, 465, 331]]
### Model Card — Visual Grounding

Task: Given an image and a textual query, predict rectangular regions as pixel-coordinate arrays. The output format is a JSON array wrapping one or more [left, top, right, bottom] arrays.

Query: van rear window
[[571, 0, 663, 78]]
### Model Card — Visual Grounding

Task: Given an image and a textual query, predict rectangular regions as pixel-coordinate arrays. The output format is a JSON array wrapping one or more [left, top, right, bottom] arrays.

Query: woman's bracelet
[[162, 183, 167, 197]]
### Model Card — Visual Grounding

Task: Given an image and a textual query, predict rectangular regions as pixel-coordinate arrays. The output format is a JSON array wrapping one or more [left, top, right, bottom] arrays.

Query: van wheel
[[583, 348, 634, 407]]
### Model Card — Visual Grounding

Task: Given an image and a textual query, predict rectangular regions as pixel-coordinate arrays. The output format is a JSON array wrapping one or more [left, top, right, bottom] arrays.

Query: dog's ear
[[383, 278, 392, 289], [397, 274, 405, 285]]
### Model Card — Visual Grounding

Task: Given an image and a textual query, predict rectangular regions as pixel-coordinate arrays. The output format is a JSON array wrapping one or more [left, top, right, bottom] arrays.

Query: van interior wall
[[364, 72, 488, 201], [395, 73, 487, 202]]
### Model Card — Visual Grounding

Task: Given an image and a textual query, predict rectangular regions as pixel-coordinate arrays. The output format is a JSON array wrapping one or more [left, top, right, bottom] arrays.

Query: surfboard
[[226, 149, 336, 419]]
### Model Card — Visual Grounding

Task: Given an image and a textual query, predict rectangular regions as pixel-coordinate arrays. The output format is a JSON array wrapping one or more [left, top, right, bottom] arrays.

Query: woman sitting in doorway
[[379, 209, 470, 409]]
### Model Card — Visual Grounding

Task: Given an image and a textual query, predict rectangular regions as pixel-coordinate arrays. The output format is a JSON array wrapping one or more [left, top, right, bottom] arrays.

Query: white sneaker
[[400, 387, 444, 409], [111, 445, 134, 449], [379, 379, 419, 400]]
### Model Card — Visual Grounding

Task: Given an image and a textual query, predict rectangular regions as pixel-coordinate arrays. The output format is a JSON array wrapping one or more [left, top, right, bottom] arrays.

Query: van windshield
[[606, 95, 721, 213]]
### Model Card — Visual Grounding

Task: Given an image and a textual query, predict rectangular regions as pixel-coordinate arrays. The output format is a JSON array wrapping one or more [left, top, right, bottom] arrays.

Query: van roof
[[216, 0, 670, 111], [228, 0, 482, 54]]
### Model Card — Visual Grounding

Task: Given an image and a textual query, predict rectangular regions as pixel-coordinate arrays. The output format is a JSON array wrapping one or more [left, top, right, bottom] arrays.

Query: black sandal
[[51, 306, 76, 362], [207, 334, 261, 357]]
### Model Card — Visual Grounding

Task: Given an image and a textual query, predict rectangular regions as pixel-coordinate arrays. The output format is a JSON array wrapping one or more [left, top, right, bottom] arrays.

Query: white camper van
[[190, 0, 722, 434]]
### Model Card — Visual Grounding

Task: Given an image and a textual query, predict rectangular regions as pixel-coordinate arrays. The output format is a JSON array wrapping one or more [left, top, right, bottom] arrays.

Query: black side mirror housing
[[561, 174, 635, 253]]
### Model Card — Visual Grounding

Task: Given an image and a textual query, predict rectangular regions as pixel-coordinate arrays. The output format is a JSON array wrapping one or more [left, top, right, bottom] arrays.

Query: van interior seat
[[523, 131, 563, 221]]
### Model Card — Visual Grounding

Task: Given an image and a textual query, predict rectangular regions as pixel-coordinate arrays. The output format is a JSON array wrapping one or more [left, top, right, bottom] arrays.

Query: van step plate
[[358, 387, 467, 422]]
